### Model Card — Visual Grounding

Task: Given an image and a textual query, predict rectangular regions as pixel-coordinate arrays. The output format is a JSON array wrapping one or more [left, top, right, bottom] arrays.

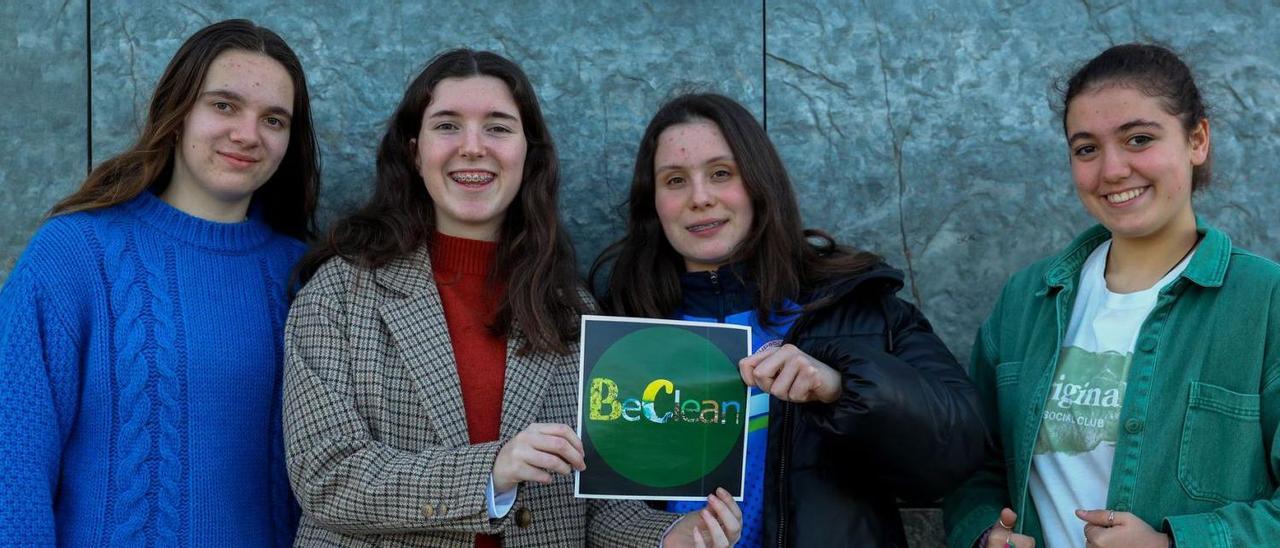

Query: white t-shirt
[[1028, 240, 1192, 547]]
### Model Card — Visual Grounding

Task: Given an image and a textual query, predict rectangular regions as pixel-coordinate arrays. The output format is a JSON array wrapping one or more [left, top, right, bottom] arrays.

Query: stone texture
[[0, 0, 87, 276], [767, 0, 1280, 365]]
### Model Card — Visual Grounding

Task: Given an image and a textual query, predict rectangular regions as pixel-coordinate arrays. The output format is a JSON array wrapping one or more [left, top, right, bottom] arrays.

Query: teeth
[[1107, 187, 1146, 204], [688, 221, 724, 232], [451, 172, 494, 184]]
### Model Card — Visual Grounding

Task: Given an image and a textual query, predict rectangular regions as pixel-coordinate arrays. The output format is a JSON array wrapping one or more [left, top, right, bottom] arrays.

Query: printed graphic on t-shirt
[[1034, 346, 1129, 455]]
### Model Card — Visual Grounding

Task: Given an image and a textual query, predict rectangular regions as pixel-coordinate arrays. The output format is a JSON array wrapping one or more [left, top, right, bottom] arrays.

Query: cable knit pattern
[[0, 191, 304, 546]]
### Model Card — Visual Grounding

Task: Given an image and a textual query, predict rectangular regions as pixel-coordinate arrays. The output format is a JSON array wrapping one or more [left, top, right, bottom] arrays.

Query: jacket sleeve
[[1161, 359, 1280, 545], [283, 275, 505, 536], [0, 262, 81, 545], [797, 294, 989, 503], [943, 314, 1012, 548], [585, 499, 680, 547]]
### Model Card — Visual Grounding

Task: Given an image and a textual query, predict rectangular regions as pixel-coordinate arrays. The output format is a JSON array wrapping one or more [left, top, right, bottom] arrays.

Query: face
[[169, 50, 294, 218], [653, 120, 754, 272], [413, 76, 527, 241], [1065, 85, 1209, 243]]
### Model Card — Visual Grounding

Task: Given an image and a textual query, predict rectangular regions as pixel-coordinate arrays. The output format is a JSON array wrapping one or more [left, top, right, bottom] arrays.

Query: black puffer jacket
[[680, 262, 987, 547]]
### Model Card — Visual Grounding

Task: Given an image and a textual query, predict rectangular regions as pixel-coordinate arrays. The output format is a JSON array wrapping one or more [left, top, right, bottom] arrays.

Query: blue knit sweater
[[0, 191, 303, 546]]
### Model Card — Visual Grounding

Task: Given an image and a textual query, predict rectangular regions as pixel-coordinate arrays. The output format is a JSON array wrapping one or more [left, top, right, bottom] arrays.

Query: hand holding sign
[[493, 423, 585, 492], [662, 488, 743, 548], [738, 343, 841, 404]]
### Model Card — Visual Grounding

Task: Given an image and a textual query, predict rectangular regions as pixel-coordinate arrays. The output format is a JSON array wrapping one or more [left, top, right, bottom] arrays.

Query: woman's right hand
[[492, 423, 585, 492], [985, 508, 1036, 548]]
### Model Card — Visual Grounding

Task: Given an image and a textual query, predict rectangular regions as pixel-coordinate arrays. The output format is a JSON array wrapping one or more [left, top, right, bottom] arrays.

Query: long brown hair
[[590, 93, 880, 320], [296, 49, 587, 356], [51, 19, 320, 241]]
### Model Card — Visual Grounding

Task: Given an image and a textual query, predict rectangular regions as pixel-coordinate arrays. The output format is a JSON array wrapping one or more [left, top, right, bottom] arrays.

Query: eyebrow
[[426, 109, 520, 122], [655, 155, 735, 174], [201, 89, 292, 118], [1067, 119, 1162, 144]]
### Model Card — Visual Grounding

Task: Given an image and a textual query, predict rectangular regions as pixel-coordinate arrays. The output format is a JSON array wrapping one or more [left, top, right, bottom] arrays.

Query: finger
[[740, 344, 780, 368], [787, 364, 816, 402], [700, 509, 730, 547], [515, 462, 554, 485], [996, 507, 1018, 530], [534, 423, 586, 456], [715, 487, 742, 521], [770, 360, 801, 400], [529, 432, 586, 470], [737, 356, 756, 387], [692, 526, 707, 548], [1074, 508, 1113, 526], [752, 350, 789, 391], [705, 492, 741, 540]]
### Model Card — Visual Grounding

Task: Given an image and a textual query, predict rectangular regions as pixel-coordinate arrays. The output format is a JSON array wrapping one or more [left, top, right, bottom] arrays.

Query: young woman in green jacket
[[945, 44, 1280, 548]]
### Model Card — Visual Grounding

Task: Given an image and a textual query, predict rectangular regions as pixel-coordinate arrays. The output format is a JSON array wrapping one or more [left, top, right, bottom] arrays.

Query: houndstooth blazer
[[283, 246, 676, 547]]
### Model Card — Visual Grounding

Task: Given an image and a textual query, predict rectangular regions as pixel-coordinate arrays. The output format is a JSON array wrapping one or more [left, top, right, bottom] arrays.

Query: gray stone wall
[[3, 2, 1279, 546]]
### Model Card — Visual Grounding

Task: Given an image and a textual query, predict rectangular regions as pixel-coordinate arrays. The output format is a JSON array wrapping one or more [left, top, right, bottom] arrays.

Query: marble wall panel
[[767, 0, 1280, 365], [85, 1, 763, 275], [0, 0, 87, 278]]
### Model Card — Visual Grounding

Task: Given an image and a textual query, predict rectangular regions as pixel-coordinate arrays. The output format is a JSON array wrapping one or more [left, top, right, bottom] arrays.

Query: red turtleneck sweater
[[430, 232, 505, 548]]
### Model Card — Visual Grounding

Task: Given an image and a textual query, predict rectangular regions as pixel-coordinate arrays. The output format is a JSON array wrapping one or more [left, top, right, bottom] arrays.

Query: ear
[[1188, 117, 1210, 166], [410, 138, 420, 172]]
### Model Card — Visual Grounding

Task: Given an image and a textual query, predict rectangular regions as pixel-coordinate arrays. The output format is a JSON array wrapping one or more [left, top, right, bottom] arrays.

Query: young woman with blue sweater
[[0, 19, 319, 546]]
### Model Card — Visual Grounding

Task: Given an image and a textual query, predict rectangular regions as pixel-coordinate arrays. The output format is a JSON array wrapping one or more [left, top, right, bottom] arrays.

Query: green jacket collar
[[1042, 216, 1231, 290]]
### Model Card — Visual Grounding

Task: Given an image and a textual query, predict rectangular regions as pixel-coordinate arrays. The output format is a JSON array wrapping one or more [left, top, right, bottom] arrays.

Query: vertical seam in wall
[[85, 0, 93, 173], [761, 0, 767, 131]]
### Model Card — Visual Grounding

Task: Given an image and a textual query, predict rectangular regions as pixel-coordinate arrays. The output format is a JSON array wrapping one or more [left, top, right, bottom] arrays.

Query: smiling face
[[412, 75, 527, 241], [1065, 84, 1209, 244], [653, 120, 754, 272], [167, 49, 294, 221]]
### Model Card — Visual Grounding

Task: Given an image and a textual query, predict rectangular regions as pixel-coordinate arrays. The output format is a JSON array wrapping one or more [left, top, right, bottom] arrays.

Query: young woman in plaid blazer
[[284, 49, 741, 547]]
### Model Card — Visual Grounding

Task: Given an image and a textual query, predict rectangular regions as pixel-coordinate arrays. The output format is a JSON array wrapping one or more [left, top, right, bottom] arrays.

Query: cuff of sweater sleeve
[[947, 507, 1001, 548], [1163, 512, 1229, 547]]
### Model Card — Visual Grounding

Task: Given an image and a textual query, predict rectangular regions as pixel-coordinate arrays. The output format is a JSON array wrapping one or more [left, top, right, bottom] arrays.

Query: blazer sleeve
[[283, 274, 504, 536], [943, 314, 1012, 548], [0, 261, 81, 545], [797, 294, 990, 504], [585, 499, 680, 547]]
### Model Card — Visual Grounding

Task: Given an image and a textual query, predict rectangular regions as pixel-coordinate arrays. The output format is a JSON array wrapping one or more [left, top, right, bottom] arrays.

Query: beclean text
[[588, 377, 743, 425]]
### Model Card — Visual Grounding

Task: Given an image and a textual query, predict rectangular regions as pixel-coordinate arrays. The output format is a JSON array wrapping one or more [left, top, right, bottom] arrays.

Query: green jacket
[[945, 220, 1280, 547]]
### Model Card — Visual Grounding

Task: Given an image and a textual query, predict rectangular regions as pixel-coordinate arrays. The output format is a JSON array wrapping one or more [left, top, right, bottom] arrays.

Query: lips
[[218, 151, 259, 167], [687, 219, 727, 233], [1105, 186, 1149, 205], [449, 170, 496, 187]]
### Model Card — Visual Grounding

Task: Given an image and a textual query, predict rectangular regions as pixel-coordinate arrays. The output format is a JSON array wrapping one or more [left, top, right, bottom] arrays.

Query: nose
[[459, 127, 485, 159], [689, 178, 715, 210], [228, 116, 261, 147], [1100, 148, 1130, 184]]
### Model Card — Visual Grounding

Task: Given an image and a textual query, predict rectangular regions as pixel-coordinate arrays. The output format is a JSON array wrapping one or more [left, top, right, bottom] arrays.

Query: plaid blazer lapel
[[498, 330, 555, 441], [375, 246, 471, 448]]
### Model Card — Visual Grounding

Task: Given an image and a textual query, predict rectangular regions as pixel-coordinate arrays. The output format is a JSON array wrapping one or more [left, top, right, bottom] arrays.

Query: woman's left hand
[[1076, 509, 1170, 548], [737, 343, 841, 404], [662, 488, 742, 547]]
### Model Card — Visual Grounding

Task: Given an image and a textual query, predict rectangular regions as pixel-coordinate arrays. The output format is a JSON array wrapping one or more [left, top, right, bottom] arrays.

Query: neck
[[1104, 213, 1198, 293], [159, 177, 252, 223]]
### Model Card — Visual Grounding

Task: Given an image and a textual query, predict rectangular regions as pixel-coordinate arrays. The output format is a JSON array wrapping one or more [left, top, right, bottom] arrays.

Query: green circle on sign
[[584, 326, 744, 488]]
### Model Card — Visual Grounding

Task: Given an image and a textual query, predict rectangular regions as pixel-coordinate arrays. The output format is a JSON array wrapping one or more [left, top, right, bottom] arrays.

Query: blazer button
[[1124, 419, 1143, 434], [422, 503, 436, 518], [516, 506, 533, 528]]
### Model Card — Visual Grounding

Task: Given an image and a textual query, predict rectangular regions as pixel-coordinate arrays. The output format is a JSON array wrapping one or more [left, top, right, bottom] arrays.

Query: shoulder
[[1225, 248, 1280, 287]]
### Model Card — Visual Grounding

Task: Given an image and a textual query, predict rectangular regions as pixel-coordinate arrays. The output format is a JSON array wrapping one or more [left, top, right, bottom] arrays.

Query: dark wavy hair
[[1061, 43, 1212, 190], [590, 93, 880, 320], [297, 49, 586, 355], [51, 19, 319, 240]]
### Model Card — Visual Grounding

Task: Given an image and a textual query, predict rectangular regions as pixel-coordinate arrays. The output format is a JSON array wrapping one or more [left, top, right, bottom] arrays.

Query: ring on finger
[[998, 516, 1014, 530], [1106, 509, 1115, 526]]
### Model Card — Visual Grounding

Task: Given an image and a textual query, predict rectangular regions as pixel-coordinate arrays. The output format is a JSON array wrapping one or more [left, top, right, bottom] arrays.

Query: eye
[[487, 124, 515, 134], [213, 101, 234, 113], [433, 121, 459, 131], [664, 176, 685, 187], [1126, 134, 1154, 147], [264, 116, 289, 130], [711, 168, 733, 181], [1072, 144, 1097, 158]]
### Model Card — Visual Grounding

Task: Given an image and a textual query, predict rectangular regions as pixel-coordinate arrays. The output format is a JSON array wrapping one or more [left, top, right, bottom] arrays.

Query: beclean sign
[[588, 377, 743, 425], [577, 317, 749, 499]]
